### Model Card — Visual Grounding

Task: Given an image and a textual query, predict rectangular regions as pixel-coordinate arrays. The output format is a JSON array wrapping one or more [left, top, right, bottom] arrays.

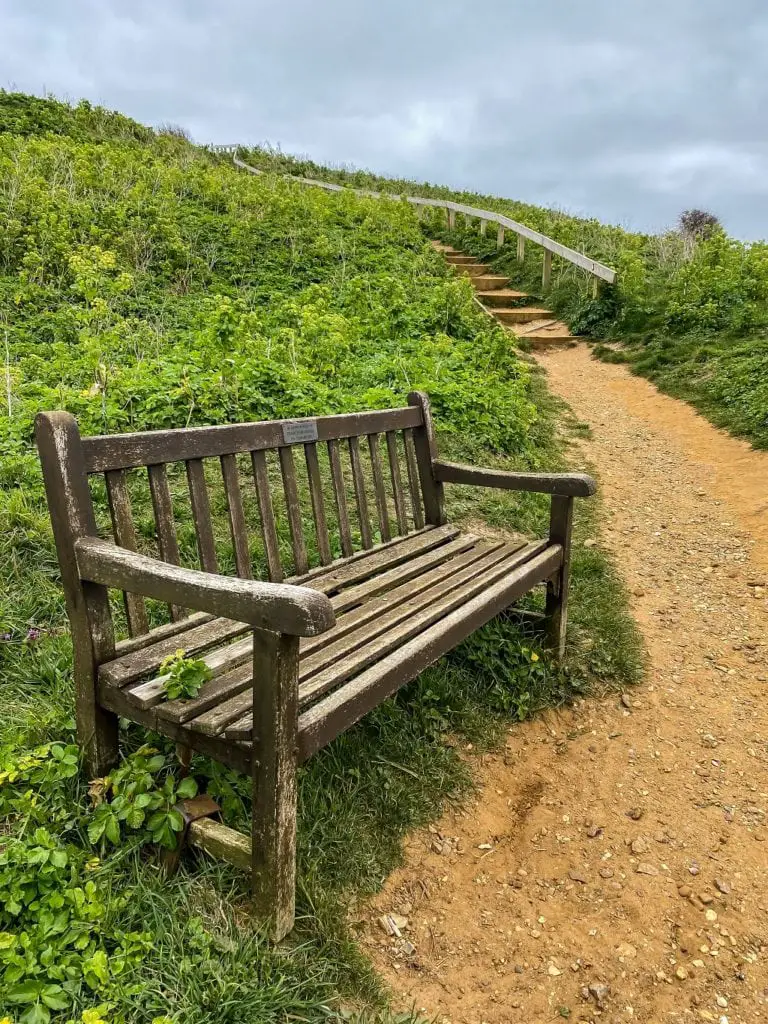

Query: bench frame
[[36, 392, 594, 939]]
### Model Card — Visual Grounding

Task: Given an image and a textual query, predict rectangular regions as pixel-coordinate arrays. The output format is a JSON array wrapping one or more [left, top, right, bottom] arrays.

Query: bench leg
[[544, 495, 574, 661], [35, 413, 119, 779], [75, 582, 120, 779], [251, 628, 300, 941]]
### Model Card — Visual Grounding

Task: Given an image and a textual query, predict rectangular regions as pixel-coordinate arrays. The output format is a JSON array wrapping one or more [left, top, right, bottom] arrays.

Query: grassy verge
[[592, 334, 768, 449]]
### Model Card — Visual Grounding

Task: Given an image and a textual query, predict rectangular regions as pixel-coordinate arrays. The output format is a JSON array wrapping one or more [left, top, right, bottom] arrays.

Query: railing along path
[[205, 145, 616, 288]]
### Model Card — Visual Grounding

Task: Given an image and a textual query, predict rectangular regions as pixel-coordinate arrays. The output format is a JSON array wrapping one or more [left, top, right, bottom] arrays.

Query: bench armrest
[[432, 460, 596, 497], [74, 537, 336, 638]]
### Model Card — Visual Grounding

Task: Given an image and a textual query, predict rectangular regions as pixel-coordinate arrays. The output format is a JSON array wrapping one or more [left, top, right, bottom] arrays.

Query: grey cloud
[[2, 0, 767, 236]]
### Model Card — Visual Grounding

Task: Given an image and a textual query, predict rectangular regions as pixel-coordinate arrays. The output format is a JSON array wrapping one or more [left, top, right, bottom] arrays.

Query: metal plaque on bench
[[282, 419, 319, 444]]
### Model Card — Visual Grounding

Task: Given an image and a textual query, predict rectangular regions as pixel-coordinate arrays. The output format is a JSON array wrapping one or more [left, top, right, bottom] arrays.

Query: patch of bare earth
[[360, 345, 768, 1023]]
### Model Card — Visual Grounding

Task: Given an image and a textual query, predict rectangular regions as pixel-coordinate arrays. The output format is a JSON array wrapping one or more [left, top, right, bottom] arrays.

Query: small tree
[[679, 208, 720, 241], [678, 209, 721, 259]]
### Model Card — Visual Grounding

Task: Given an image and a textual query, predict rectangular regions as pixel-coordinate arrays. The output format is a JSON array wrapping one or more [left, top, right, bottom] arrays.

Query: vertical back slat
[[147, 463, 184, 621], [251, 450, 284, 582], [278, 446, 309, 575], [327, 440, 353, 558], [185, 459, 219, 573], [367, 433, 391, 542], [104, 470, 149, 637], [403, 429, 425, 530], [304, 443, 332, 566], [385, 431, 408, 536], [221, 454, 252, 579], [348, 436, 373, 549], [408, 392, 446, 526]]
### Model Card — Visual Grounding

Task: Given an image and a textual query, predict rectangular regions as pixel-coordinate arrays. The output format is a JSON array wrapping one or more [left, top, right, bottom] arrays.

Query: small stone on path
[[636, 862, 659, 876]]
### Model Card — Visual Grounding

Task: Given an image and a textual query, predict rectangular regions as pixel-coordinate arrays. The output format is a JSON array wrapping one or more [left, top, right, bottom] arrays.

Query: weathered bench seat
[[93, 523, 559, 769], [36, 392, 594, 939]]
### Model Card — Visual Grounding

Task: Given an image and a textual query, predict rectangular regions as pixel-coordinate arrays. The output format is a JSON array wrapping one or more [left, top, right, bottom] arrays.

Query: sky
[[2, 0, 767, 238]]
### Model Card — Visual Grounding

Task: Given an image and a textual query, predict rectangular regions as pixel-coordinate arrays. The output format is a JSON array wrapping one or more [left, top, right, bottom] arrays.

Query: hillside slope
[[239, 145, 768, 449], [0, 93, 641, 1024]]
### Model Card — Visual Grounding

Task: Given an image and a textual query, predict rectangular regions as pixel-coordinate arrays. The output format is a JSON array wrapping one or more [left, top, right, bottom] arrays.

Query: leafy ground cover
[[240, 146, 768, 450], [0, 94, 641, 1024]]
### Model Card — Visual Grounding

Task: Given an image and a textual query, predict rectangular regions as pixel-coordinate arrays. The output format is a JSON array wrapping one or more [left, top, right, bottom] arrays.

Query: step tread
[[492, 307, 552, 316], [476, 289, 529, 300], [512, 318, 573, 339]]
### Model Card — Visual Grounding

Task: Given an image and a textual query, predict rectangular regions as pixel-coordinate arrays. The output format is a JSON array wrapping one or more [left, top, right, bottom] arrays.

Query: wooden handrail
[[216, 150, 616, 284]]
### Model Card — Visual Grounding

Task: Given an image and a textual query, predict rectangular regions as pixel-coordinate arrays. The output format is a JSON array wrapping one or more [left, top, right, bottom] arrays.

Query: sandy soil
[[362, 345, 768, 1023]]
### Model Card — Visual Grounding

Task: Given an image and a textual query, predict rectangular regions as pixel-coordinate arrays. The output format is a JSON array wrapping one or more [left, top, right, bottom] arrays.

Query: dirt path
[[362, 346, 768, 1023]]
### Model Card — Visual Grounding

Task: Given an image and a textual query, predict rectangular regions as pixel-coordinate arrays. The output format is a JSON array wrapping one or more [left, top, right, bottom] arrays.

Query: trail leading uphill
[[363, 344, 768, 1023]]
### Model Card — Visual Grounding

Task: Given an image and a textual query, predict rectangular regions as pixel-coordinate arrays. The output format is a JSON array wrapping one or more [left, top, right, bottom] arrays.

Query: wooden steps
[[432, 241, 575, 348]]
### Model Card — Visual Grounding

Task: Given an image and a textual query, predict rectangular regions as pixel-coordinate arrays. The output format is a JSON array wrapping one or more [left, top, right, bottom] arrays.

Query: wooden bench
[[36, 392, 595, 938]]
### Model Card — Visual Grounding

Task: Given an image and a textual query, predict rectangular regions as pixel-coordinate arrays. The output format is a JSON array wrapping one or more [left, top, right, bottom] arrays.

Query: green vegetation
[[1, 93, 641, 1023], [158, 652, 212, 701], [241, 145, 768, 449]]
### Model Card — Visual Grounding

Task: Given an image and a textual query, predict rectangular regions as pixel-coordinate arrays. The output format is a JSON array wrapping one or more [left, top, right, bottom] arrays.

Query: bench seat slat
[[171, 539, 512, 736], [283, 524, 436, 586], [96, 537, 561, 772], [114, 611, 213, 658], [296, 543, 563, 759], [101, 616, 250, 687], [98, 681, 252, 774], [330, 533, 482, 612], [303, 523, 458, 593], [96, 529, 559, 771], [137, 535, 507, 719], [224, 539, 549, 740], [101, 526, 455, 689]]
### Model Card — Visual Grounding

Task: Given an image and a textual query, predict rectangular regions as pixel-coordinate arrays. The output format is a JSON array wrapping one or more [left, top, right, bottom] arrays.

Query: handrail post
[[497, 225, 505, 250], [517, 235, 525, 263], [542, 249, 552, 290]]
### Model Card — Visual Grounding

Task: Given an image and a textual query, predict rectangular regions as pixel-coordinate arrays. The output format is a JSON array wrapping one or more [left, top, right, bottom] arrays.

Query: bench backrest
[[36, 392, 445, 646]]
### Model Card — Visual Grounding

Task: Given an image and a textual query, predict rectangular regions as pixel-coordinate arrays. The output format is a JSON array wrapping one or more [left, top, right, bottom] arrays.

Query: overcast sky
[[2, 0, 767, 238]]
